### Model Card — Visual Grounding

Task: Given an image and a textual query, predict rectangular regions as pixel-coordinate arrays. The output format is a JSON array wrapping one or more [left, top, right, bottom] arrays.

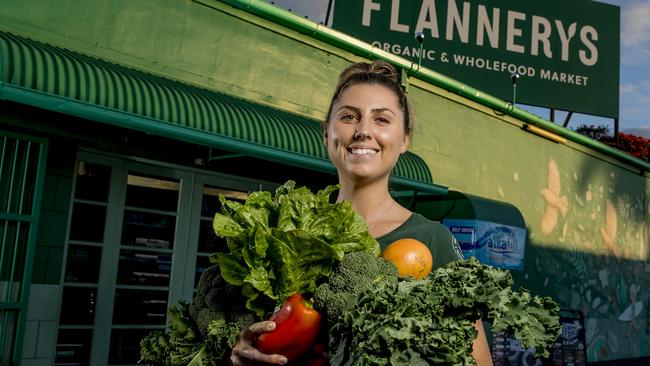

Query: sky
[[265, 0, 650, 137], [574, 0, 650, 137]]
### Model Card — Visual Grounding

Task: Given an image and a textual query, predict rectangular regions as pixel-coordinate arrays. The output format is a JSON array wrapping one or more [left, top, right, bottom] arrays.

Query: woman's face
[[325, 83, 409, 184]]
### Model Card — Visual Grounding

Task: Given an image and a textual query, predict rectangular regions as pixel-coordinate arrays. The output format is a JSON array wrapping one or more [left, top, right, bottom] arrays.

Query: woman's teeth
[[350, 148, 377, 155]]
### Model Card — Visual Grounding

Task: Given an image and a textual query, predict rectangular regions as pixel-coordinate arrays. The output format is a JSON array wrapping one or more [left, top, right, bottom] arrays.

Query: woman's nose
[[354, 118, 371, 140]]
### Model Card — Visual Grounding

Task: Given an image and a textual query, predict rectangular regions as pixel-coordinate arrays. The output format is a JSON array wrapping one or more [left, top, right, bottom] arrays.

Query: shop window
[[55, 329, 92, 366], [125, 173, 179, 212], [116, 249, 172, 287], [108, 329, 153, 364], [68, 203, 107, 242], [121, 210, 176, 249], [64, 245, 102, 283], [112, 289, 168, 325], [59, 287, 97, 325], [74, 161, 111, 202]]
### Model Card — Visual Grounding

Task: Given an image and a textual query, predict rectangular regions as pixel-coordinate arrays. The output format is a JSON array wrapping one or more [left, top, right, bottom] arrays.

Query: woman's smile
[[346, 144, 380, 160]]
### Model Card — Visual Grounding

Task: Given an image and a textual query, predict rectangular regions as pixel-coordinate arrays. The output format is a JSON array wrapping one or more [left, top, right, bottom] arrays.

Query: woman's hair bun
[[338, 60, 400, 86], [325, 60, 413, 136]]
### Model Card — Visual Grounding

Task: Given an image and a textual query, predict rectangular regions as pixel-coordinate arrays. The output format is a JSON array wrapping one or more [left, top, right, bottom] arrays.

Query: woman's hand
[[229, 320, 288, 365]]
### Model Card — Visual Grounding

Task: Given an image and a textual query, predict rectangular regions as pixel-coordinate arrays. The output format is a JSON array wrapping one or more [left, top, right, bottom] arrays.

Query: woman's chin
[[340, 166, 389, 184]]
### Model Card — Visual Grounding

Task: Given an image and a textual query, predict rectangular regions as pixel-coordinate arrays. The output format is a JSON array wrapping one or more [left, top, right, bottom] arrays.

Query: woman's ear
[[323, 130, 328, 146], [400, 134, 410, 154]]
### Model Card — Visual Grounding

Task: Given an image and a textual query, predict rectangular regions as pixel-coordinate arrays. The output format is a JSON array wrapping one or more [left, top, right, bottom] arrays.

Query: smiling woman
[[227, 60, 493, 365]]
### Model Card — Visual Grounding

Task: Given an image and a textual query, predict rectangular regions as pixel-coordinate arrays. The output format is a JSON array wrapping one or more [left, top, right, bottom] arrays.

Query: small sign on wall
[[443, 219, 526, 270]]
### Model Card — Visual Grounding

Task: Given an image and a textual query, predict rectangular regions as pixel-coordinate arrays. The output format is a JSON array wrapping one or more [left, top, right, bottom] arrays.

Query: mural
[[525, 157, 649, 362]]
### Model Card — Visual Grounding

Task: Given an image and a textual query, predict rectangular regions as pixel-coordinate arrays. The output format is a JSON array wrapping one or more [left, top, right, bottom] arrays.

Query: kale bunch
[[140, 266, 257, 365], [328, 257, 561, 366], [139, 302, 208, 366]]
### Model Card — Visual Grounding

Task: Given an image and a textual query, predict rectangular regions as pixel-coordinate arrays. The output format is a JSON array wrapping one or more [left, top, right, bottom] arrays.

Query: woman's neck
[[338, 186, 392, 218], [336, 177, 399, 230]]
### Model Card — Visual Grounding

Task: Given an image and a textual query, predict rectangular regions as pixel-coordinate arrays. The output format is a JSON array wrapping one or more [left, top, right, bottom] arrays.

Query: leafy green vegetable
[[138, 302, 206, 366], [139, 331, 170, 365], [328, 257, 561, 366], [140, 269, 257, 366], [213, 181, 379, 316]]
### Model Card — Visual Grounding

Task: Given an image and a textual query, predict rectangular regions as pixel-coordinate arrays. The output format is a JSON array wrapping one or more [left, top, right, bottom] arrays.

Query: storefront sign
[[442, 219, 526, 270], [332, 0, 620, 118]]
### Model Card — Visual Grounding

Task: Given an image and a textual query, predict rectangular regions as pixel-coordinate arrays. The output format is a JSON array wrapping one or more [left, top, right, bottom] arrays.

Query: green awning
[[413, 190, 526, 228], [0, 31, 446, 194]]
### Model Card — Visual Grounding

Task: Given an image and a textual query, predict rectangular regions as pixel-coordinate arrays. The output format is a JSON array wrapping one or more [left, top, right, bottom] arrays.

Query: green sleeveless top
[[376, 213, 463, 269]]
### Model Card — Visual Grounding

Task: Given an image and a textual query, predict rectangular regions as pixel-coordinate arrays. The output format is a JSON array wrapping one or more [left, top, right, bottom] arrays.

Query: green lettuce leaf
[[213, 181, 379, 316]]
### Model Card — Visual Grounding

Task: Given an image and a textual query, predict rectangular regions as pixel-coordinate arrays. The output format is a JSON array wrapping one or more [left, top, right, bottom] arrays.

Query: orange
[[382, 238, 433, 279]]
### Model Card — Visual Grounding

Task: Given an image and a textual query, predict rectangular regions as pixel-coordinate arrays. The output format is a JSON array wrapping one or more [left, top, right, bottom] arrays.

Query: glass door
[[55, 160, 112, 366], [103, 166, 193, 365], [56, 152, 257, 366]]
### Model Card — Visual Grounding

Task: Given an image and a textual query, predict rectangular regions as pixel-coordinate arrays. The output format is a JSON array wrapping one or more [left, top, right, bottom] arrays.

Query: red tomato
[[256, 294, 322, 361]]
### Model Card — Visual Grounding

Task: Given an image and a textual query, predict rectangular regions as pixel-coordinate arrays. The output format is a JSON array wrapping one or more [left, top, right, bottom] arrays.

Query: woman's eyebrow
[[336, 105, 396, 117], [336, 105, 361, 113], [372, 107, 396, 116]]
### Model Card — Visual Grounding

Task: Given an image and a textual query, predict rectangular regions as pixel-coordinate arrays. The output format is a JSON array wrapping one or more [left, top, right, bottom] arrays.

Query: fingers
[[245, 320, 276, 338], [231, 347, 288, 365], [229, 321, 288, 365]]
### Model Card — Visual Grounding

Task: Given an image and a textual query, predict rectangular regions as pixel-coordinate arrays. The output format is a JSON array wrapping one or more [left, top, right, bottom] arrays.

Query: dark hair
[[324, 60, 413, 136]]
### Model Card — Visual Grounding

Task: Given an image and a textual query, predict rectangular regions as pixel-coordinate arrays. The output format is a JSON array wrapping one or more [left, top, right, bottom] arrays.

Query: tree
[[572, 124, 612, 142], [617, 132, 649, 161], [572, 124, 649, 162]]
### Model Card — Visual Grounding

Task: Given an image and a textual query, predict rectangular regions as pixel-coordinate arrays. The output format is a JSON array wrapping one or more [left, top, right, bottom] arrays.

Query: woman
[[229, 60, 493, 365]]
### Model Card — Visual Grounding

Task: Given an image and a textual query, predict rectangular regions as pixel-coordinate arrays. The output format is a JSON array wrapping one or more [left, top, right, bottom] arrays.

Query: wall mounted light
[[524, 124, 567, 144]]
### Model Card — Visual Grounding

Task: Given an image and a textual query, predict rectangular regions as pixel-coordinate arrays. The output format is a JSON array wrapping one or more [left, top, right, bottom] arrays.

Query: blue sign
[[442, 219, 526, 270]]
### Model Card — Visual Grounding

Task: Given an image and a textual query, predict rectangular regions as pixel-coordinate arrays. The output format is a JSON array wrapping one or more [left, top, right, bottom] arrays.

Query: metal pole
[[550, 108, 555, 123], [562, 111, 573, 128], [324, 0, 334, 26]]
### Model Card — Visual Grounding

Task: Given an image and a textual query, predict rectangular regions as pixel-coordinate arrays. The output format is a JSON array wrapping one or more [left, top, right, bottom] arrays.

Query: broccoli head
[[313, 251, 398, 326], [190, 265, 251, 337]]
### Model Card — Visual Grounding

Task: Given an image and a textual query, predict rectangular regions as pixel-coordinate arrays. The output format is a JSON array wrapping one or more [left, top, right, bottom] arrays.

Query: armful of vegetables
[[141, 181, 379, 365]]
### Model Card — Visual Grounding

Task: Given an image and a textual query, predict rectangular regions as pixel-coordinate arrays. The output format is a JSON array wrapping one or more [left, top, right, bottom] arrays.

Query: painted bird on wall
[[600, 199, 620, 260], [540, 158, 568, 235]]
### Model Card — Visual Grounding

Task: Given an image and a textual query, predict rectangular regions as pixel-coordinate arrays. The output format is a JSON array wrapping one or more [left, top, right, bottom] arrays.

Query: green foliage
[[328, 257, 561, 366], [573, 124, 612, 141], [139, 302, 206, 366], [617, 132, 649, 161], [214, 181, 380, 317], [140, 268, 257, 365], [573, 124, 649, 161], [139, 331, 170, 366], [313, 251, 398, 327]]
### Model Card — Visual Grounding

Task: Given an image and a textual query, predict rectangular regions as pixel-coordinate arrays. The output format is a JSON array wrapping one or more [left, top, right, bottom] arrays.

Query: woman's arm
[[472, 320, 493, 366]]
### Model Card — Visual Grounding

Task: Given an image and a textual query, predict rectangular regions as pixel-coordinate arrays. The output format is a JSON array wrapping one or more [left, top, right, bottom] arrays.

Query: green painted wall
[[1, 0, 647, 362]]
